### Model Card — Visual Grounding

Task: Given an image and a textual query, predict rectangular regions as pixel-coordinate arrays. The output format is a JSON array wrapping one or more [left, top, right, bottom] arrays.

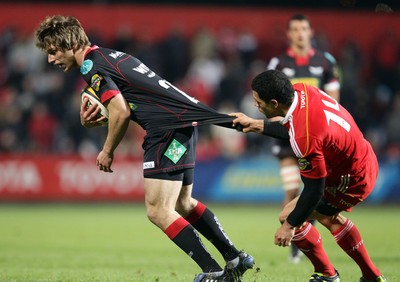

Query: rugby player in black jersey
[[35, 15, 254, 282], [266, 14, 341, 264]]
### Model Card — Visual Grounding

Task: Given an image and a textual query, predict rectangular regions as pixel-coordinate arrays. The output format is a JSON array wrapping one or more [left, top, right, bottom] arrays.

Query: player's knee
[[175, 196, 196, 216], [317, 213, 346, 231], [146, 206, 168, 226], [175, 201, 192, 216], [146, 208, 158, 225]]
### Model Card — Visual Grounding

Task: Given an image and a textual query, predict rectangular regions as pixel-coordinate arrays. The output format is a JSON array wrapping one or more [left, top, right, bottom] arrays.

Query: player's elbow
[[120, 107, 131, 121], [113, 110, 131, 126], [108, 105, 131, 122]]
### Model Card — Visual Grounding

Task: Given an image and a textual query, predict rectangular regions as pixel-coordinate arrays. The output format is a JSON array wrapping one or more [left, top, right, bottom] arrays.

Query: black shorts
[[142, 127, 197, 177], [271, 138, 296, 159], [146, 168, 195, 185]]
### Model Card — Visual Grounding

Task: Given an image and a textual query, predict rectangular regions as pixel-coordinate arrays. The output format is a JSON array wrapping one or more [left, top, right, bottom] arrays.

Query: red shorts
[[322, 145, 378, 212]]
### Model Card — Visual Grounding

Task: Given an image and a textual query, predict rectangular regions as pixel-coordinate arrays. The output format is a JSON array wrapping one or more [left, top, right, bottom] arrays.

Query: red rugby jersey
[[282, 83, 373, 185]]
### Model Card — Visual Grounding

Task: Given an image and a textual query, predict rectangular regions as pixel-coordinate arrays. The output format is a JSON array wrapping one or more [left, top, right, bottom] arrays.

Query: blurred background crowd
[[0, 2, 399, 162]]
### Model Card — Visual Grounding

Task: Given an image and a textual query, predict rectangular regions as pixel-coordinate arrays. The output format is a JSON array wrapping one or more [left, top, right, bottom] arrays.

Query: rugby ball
[[81, 86, 109, 126]]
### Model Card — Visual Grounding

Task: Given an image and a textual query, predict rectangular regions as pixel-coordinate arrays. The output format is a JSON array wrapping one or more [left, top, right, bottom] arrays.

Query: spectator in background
[[266, 13, 341, 263], [27, 101, 58, 152], [371, 29, 399, 94], [159, 23, 189, 84], [384, 91, 400, 159]]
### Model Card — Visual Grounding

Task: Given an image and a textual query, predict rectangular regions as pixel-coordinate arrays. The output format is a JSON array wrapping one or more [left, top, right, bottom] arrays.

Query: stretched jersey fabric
[[267, 47, 340, 93], [79, 46, 234, 132], [281, 83, 378, 204]]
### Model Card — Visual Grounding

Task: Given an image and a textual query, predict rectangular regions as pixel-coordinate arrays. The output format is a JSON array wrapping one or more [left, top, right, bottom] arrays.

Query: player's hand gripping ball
[[81, 86, 109, 126]]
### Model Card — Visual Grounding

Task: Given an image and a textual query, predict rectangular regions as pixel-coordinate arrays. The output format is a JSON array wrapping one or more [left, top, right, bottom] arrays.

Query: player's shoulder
[[292, 82, 309, 93], [267, 53, 293, 70], [313, 48, 337, 64], [322, 51, 337, 64]]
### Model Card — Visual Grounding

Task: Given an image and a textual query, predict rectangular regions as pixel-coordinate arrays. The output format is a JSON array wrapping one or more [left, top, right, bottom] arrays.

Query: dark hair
[[251, 70, 294, 105], [288, 13, 311, 29]]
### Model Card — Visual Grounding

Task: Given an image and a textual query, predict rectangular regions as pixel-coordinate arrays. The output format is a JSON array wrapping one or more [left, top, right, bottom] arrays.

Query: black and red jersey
[[79, 46, 233, 132], [267, 48, 340, 92]]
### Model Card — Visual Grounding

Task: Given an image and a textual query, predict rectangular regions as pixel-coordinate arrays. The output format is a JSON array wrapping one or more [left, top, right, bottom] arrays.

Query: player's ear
[[268, 99, 279, 109], [72, 44, 83, 54]]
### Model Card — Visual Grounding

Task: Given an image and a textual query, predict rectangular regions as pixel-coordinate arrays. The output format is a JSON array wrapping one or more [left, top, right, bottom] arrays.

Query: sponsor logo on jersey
[[282, 67, 295, 77], [80, 60, 93, 75], [309, 66, 324, 76], [132, 63, 155, 78], [109, 51, 125, 59], [300, 91, 306, 109], [143, 161, 155, 169], [128, 103, 137, 111], [90, 73, 103, 92], [298, 158, 312, 171], [164, 139, 187, 164]]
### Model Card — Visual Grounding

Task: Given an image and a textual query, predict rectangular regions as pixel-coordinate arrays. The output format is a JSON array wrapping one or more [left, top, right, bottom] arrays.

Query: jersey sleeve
[[80, 56, 121, 104], [89, 73, 120, 104], [297, 136, 327, 179], [323, 51, 340, 92]]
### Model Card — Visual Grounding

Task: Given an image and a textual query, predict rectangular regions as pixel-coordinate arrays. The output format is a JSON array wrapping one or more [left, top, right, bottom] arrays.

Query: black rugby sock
[[165, 217, 222, 272], [186, 202, 240, 261]]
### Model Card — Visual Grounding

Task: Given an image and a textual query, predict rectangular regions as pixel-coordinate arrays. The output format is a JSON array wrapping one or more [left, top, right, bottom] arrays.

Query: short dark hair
[[288, 13, 312, 29], [251, 70, 294, 105]]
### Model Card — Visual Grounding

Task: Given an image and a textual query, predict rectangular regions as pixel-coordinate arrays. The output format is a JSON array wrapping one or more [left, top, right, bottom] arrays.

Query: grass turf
[[0, 203, 398, 282]]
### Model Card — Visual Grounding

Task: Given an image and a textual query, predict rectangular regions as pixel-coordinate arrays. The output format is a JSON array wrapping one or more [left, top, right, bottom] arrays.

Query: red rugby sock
[[332, 219, 381, 280], [292, 222, 336, 276]]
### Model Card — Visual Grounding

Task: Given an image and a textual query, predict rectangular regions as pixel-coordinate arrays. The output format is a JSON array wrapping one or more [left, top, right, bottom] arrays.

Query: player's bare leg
[[176, 184, 255, 281], [144, 178, 222, 274]]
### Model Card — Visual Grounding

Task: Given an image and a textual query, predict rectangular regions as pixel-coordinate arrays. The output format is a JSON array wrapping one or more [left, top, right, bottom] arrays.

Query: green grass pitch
[[0, 203, 398, 282]]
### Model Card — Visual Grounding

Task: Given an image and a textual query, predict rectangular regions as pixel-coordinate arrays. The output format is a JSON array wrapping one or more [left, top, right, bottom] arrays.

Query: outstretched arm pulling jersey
[[230, 113, 289, 139], [80, 46, 238, 132]]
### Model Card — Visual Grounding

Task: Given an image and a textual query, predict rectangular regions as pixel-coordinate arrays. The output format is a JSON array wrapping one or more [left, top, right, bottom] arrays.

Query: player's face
[[287, 20, 313, 49], [252, 90, 277, 118], [46, 47, 77, 72]]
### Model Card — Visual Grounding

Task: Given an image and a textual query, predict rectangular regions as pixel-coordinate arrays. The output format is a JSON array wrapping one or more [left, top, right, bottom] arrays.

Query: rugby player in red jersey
[[267, 14, 341, 263], [232, 69, 386, 282], [34, 15, 253, 282]]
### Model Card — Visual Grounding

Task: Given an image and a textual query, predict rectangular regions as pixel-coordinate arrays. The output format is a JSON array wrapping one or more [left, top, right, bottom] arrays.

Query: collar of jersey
[[281, 91, 298, 125], [84, 45, 99, 58]]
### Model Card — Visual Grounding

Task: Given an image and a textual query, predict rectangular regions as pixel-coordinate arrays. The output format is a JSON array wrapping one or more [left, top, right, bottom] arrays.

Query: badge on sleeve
[[80, 59, 93, 75], [90, 73, 104, 92], [298, 158, 312, 171]]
